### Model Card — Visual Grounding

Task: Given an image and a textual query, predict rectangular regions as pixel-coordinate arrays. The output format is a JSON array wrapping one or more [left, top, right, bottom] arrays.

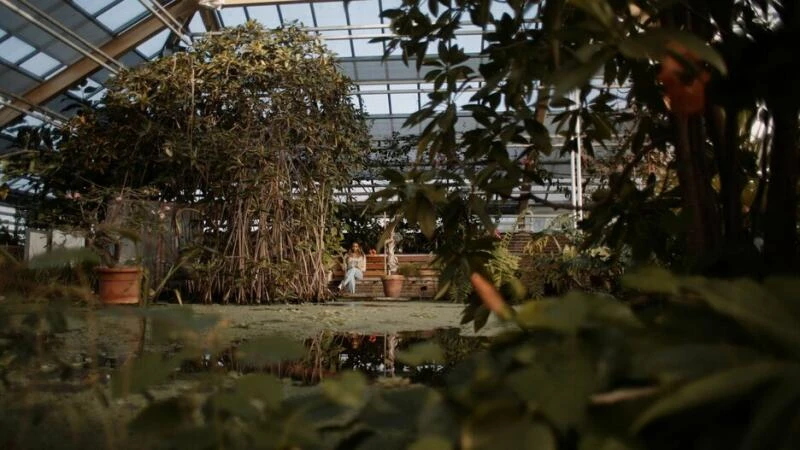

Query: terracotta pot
[[381, 275, 404, 298], [96, 266, 143, 305]]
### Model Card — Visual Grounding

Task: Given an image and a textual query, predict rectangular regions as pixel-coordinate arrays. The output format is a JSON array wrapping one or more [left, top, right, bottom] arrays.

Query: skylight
[[19, 52, 63, 78], [0, 36, 36, 64]]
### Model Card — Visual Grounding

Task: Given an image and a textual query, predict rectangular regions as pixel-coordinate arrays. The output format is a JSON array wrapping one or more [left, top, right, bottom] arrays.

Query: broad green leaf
[[398, 341, 445, 366], [409, 435, 453, 450], [579, 433, 639, 450], [27, 247, 100, 269], [234, 373, 283, 410], [111, 353, 182, 397], [569, 0, 616, 29], [417, 196, 437, 239], [623, 28, 728, 75], [322, 371, 368, 409], [622, 266, 679, 295], [633, 362, 796, 432], [681, 278, 800, 356], [515, 294, 591, 334], [740, 376, 800, 450], [128, 397, 190, 433], [236, 335, 305, 366], [506, 350, 595, 431], [552, 47, 615, 98], [463, 417, 555, 450], [208, 391, 261, 420]]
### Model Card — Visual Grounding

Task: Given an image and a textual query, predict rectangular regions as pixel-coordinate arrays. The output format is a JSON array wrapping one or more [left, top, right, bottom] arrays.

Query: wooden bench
[[330, 253, 439, 298]]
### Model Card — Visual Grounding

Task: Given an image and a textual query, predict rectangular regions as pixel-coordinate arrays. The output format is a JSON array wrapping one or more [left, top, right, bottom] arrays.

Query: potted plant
[[381, 273, 405, 298], [86, 191, 146, 305]]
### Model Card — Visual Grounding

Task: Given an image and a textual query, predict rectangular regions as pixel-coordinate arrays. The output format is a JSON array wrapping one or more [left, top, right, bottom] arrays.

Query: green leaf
[[622, 266, 679, 295], [417, 196, 437, 239], [623, 28, 728, 75], [515, 293, 590, 334], [506, 350, 595, 431], [236, 335, 305, 367], [27, 247, 100, 269], [129, 397, 189, 433], [552, 47, 615, 98], [409, 435, 453, 450], [234, 373, 283, 410], [464, 417, 556, 450], [111, 353, 182, 397], [633, 362, 796, 432], [322, 371, 368, 409], [740, 376, 800, 450], [397, 341, 445, 366], [681, 278, 800, 357]]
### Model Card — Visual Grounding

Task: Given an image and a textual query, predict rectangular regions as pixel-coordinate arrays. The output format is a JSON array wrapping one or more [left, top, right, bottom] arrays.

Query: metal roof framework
[[0, 0, 630, 224]]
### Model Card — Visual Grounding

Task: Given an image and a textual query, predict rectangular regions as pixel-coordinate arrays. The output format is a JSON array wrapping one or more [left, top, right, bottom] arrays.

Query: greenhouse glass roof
[[0, 0, 543, 150]]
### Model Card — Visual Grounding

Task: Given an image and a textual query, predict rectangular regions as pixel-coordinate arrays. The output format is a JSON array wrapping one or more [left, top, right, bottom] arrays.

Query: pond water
[[182, 327, 487, 385]]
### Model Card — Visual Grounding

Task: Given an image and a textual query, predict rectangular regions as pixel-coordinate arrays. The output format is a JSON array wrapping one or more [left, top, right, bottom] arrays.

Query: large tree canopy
[[14, 22, 370, 303]]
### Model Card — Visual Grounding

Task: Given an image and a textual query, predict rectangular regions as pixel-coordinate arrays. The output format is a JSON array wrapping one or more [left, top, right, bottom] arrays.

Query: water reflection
[[184, 328, 486, 385]]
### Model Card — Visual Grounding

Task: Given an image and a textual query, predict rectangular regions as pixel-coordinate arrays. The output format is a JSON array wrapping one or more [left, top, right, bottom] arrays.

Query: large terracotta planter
[[96, 266, 143, 305], [381, 275, 405, 298]]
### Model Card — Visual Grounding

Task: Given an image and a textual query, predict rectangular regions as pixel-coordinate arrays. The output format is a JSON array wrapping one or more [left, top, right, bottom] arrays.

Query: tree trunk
[[763, 104, 799, 273], [707, 106, 744, 247], [673, 114, 722, 265]]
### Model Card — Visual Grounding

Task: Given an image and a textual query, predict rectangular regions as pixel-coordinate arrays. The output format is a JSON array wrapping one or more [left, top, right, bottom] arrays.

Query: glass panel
[[219, 7, 247, 27], [136, 29, 169, 58], [319, 30, 352, 57], [72, 0, 118, 16], [313, 2, 347, 27], [247, 6, 282, 28], [454, 33, 483, 53], [96, 0, 147, 32], [347, 1, 381, 32], [19, 52, 62, 77], [490, 1, 515, 20], [388, 93, 418, 114], [279, 3, 313, 26], [0, 36, 35, 64], [360, 93, 390, 115], [188, 11, 207, 33], [352, 39, 385, 57]]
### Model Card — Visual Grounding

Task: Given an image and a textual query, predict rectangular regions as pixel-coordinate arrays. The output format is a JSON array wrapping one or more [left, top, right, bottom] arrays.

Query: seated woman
[[338, 242, 366, 294]]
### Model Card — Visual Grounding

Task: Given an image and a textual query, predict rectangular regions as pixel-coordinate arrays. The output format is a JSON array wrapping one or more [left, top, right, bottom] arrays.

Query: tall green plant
[[13, 23, 370, 303]]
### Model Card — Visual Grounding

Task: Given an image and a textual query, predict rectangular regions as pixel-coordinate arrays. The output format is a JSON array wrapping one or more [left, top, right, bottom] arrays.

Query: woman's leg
[[342, 268, 357, 293], [352, 269, 363, 293]]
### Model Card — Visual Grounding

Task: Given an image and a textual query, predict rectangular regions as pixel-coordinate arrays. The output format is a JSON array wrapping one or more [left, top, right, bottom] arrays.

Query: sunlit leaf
[[622, 266, 679, 295]]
